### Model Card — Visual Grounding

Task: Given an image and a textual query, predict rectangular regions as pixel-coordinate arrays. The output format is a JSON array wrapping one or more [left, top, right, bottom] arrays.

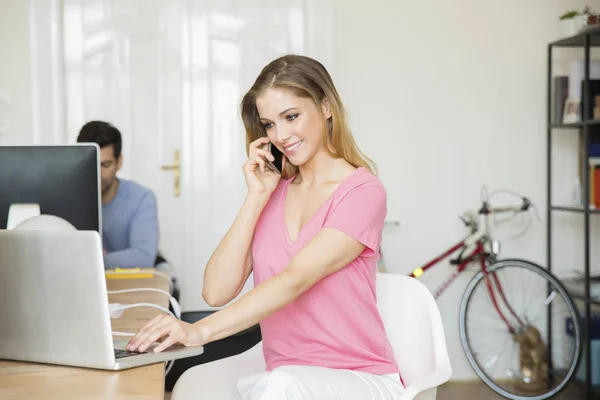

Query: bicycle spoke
[[459, 260, 581, 400], [521, 276, 546, 319], [525, 290, 558, 324], [467, 330, 512, 348], [466, 326, 512, 335], [528, 304, 568, 328], [471, 335, 513, 363], [466, 311, 511, 325]]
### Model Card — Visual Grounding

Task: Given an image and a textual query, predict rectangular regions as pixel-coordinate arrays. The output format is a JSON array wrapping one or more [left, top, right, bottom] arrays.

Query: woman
[[127, 54, 404, 399]]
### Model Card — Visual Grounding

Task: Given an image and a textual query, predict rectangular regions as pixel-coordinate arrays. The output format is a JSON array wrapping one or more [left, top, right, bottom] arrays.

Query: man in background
[[77, 120, 159, 269]]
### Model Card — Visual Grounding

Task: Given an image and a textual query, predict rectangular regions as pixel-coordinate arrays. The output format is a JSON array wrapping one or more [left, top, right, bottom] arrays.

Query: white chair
[[172, 273, 452, 400]]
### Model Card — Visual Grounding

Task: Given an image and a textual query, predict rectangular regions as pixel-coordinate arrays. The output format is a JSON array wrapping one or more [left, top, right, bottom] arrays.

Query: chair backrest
[[376, 273, 451, 387]]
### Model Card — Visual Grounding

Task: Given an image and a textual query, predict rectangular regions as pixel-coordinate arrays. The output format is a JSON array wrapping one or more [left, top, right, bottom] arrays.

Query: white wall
[[0, 0, 33, 143], [0, 0, 63, 145], [333, 0, 598, 380]]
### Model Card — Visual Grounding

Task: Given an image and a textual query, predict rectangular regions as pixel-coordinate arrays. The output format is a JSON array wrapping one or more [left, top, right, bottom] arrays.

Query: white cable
[[112, 331, 135, 337], [105, 270, 177, 331], [109, 303, 177, 319], [106, 269, 181, 375], [107, 288, 181, 319], [107, 287, 172, 297], [151, 270, 173, 284], [166, 360, 174, 375]]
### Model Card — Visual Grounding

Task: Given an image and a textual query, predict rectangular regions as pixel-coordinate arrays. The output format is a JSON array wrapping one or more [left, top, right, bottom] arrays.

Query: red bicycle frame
[[410, 237, 525, 333]]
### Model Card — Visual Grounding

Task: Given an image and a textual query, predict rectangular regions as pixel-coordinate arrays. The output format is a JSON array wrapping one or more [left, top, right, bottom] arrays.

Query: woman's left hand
[[126, 315, 209, 353]]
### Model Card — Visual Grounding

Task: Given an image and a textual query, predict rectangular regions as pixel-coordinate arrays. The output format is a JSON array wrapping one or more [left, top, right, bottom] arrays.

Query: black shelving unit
[[548, 24, 600, 395]]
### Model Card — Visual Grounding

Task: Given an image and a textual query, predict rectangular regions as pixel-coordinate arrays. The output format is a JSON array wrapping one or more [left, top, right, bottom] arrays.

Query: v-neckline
[[281, 168, 363, 245]]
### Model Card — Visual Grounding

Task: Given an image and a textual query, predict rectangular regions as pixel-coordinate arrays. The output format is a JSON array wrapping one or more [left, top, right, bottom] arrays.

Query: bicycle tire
[[459, 259, 582, 400]]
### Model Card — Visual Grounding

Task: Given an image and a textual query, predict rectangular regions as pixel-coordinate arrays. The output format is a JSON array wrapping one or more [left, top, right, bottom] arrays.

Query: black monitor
[[0, 144, 101, 232]]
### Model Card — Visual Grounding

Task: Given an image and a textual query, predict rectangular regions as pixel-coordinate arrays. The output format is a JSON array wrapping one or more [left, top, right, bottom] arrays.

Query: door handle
[[161, 149, 180, 197]]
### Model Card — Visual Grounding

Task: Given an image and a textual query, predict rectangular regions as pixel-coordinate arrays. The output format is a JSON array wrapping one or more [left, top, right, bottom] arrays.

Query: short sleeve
[[323, 183, 387, 257]]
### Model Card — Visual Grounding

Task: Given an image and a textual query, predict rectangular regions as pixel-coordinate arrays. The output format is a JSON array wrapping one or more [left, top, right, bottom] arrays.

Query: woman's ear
[[321, 98, 332, 120]]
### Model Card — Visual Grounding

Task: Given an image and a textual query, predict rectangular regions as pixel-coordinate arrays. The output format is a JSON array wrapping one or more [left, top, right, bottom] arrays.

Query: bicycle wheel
[[459, 259, 581, 400]]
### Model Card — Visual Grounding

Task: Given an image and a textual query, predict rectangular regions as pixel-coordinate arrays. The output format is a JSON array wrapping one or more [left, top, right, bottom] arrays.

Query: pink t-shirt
[[252, 167, 400, 376]]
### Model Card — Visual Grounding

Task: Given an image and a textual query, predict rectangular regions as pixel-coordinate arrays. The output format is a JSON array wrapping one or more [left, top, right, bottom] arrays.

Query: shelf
[[548, 26, 600, 396], [550, 120, 600, 129], [571, 376, 600, 393], [550, 25, 600, 47], [550, 205, 600, 213], [568, 291, 600, 306], [562, 275, 600, 304]]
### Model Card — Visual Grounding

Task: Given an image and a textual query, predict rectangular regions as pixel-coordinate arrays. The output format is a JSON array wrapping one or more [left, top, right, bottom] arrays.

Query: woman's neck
[[295, 151, 353, 188]]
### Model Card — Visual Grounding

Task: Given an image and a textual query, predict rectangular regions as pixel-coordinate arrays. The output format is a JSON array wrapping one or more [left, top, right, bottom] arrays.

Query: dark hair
[[77, 121, 122, 159]]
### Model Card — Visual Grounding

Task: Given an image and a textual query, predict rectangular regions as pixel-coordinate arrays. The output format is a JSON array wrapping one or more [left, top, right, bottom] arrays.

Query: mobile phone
[[266, 142, 283, 174]]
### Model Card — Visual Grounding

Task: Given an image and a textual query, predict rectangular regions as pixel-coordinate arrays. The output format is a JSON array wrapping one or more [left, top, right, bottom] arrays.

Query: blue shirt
[[102, 179, 159, 269]]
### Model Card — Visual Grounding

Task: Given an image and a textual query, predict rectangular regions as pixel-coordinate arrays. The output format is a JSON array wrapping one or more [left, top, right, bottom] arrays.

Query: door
[[63, 0, 333, 311]]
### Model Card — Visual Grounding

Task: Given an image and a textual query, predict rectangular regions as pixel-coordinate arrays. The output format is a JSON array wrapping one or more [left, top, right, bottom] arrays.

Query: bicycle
[[379, 189, 582, 400]]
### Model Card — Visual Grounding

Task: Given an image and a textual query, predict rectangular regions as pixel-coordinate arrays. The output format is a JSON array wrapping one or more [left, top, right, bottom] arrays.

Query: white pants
[[237, 365, 405, 400]]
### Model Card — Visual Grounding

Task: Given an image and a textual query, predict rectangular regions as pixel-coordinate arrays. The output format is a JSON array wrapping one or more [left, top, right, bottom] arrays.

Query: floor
[[437, 381, 590, 399], [165, 381, 592, 399]]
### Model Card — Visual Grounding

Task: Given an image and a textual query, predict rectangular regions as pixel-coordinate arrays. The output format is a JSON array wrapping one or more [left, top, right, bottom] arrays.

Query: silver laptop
[[0, 229, 204, 370]]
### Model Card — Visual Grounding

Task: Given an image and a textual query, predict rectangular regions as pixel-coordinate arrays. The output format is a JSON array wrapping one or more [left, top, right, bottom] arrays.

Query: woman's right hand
[[243, 137, 283, 195]]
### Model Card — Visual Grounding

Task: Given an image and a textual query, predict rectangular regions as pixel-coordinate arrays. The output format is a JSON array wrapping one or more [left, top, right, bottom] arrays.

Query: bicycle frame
[[409, 212, 524, 333]]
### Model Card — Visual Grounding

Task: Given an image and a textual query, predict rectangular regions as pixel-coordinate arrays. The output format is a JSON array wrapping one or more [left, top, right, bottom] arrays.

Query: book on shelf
[[553, 73, 600, 124], [579, 127, 600, 208], [589, 162, 600, 208], [554, 76, 569, 124], [581, 80, 600, 121]]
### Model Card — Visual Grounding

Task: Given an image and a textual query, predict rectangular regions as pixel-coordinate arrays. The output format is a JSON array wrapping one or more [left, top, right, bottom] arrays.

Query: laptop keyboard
[[114, 348, 146, 359]]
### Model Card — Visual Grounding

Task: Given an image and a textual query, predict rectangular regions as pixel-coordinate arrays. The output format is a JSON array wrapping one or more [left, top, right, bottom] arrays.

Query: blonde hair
[[240, 54, 376, 178]]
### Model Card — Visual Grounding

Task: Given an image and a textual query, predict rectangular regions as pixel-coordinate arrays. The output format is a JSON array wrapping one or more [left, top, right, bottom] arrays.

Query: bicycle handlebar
[[479, 197, 531, 215], [460, 196, 532, 228]]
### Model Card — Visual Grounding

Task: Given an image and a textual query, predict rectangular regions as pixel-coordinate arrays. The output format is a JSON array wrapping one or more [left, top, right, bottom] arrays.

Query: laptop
[[0, 229, 204, 370]]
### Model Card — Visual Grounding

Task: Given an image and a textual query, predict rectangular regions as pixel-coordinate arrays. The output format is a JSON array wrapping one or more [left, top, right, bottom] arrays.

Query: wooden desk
[[0, 275, 171, 399]]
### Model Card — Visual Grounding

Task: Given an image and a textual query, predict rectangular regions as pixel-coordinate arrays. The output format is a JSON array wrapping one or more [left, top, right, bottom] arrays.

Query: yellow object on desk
[[105, 267, 155, 279]]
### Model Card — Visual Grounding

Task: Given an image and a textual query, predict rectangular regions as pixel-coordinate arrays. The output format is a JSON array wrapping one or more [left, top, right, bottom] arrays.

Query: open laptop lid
[[0, 230, 115, 369]]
